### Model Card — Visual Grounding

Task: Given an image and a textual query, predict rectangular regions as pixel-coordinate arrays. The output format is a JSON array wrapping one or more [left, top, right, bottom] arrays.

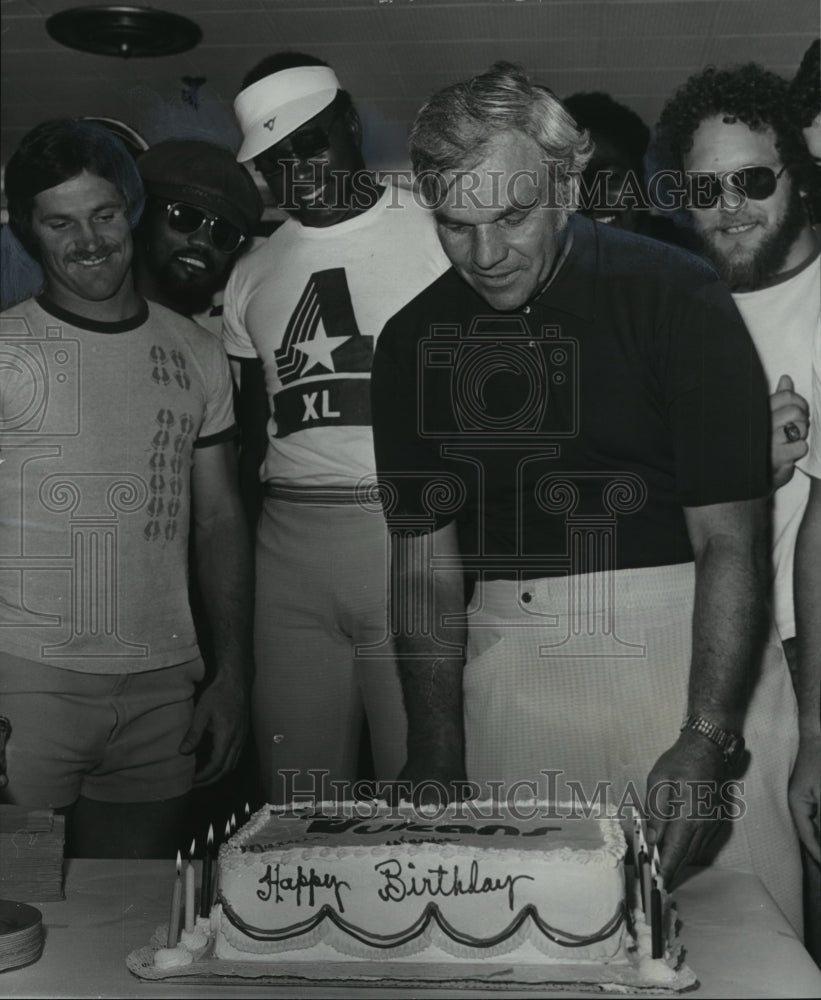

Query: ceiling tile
[[1, 0, 818, 171], [712, 0, 820, 35], [601, 1, 718, 37], [379, 2, 606, 41], [0, 15, 53, 46], [0, 99, 50, 128], [252, 6, 388, 45], [0, 1, 40, 18], [26, 0, 263, 12], [703, 32, 818, 67], [194, 10, 280, 46], [596, 34, 708, 67]]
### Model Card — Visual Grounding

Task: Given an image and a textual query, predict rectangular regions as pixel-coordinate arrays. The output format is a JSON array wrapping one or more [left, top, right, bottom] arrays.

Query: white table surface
[[2, 859, 820, 999]]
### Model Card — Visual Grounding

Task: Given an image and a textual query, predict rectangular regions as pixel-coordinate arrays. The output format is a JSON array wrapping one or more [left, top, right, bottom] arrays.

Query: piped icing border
[[217, 894, 625, 951]]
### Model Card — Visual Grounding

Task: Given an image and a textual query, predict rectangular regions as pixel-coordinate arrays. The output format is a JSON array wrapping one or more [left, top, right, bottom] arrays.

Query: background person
[[788, 39, 821, 218], [655, 62, 818, 688], [563, 90, 696, 248], [135, 139, 262, 333], [655, 62, 819, 957], [133, 135, 266, 833], [791, 318, 821, 960], [223, 52, 449, 803]]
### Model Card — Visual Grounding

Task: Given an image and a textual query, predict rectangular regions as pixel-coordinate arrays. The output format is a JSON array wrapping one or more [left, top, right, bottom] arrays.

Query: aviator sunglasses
[[163, 202, 246, 254], [687, 164, 788, 209]]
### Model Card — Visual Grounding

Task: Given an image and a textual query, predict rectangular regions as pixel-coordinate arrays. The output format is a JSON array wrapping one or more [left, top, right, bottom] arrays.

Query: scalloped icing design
[[213, 801, 644, 964], [215, 901, 631, 963]]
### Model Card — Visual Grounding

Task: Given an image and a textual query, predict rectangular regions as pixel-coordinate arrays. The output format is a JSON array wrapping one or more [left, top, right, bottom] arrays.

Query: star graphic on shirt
[[294, 319, 351, 374]]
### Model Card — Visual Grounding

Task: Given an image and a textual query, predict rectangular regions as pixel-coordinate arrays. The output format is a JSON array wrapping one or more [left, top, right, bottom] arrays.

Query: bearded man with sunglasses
[[0, 120, 254, 857], [135, 139, 262, 332], [657, 60, 819, 951], [657, 66, 818, 672], [222, 53, 449, 805]]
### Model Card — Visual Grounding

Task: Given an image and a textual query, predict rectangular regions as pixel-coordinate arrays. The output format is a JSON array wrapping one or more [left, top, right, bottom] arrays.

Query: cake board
[[126, 926, 699, 994]]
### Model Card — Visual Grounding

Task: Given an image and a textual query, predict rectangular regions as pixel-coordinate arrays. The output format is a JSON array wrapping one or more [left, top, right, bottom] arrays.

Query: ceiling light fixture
[[46, 5, 202, 59]]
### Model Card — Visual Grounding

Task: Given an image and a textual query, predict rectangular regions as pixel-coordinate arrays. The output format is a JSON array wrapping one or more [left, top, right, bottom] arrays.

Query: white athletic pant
[[253, 496, 406, 804]]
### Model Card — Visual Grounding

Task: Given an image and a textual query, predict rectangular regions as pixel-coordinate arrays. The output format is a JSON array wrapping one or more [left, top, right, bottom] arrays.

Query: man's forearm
[[195, 509, 255, 686], [238, 442, 265, 543], [396, 641, 466, 763], [685, 503, 769, 730], [392, 525, 467, 771], [237, 356, 269, 542]]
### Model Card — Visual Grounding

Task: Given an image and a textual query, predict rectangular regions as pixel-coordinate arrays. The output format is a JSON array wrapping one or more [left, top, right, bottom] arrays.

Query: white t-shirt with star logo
[[222, 183, 449, 488]]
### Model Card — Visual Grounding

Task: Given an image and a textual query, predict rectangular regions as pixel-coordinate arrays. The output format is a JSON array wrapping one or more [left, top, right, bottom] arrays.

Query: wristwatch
[[680, 714, 745, 766]]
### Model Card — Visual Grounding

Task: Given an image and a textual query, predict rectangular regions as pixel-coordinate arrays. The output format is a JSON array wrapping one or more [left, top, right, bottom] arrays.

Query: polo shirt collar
[[524, 212, 597, 322]]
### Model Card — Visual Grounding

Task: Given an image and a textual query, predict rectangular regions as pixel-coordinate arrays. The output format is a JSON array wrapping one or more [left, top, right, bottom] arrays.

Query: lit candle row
[[630, 807, 663, 959], [167, 804, 251, 944]]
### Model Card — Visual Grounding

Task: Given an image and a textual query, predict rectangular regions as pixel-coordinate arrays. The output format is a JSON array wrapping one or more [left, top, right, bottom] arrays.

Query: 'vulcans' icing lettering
[[305, 818, 360, 834], [257, 864, 350, 911], [374, 859, 534, 910]]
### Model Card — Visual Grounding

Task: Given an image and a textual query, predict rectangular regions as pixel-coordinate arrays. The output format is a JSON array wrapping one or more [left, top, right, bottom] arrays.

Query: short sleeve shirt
[[222, 183, 450, 488], [372, 214, 770, 577], [0, 297, 236, 671]]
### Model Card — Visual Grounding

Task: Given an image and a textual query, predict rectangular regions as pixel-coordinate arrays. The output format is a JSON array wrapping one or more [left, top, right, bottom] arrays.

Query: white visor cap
[[234, 66, 341, 163]]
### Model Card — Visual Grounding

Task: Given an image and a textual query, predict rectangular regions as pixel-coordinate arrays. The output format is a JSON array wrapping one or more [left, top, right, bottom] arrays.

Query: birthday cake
[[207, 800, 692, 984]]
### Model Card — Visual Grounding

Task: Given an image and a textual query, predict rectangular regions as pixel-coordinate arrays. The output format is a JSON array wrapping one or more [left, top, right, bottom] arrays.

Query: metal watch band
[[680, 714, 744, 762]]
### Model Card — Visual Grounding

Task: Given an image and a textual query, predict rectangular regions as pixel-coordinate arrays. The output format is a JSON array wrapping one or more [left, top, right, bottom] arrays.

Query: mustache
[[172, 249, 216, 267], [65, 243, 119, 263]]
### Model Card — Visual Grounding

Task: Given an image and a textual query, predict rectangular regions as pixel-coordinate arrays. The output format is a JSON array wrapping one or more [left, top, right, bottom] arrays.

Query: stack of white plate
[[0, 899, 44, 971]]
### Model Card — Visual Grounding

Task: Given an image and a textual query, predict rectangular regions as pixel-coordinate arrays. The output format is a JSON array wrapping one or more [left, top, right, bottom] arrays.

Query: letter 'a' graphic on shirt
[[273, 269, 374, 438]]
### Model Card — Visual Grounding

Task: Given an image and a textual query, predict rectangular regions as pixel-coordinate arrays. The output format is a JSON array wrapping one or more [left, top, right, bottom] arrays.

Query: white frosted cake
[[209, 801, 693, 985]]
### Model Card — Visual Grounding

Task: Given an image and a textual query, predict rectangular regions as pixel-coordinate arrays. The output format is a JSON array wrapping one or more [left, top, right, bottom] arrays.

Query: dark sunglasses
[[256, 110, 341, 175], [163, 202, 245, 254], [289, 123, 336, 160], [687, 164, 788, 209]]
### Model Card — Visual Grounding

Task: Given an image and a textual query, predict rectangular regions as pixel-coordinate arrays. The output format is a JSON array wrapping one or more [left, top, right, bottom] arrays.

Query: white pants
[[464, 563, 803, 934], [253, 496, 406, 804]]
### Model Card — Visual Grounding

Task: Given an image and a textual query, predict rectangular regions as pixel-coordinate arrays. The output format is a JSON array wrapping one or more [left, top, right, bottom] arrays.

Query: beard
[[697, 186, 808, 292], [153, 257, 227, 317]]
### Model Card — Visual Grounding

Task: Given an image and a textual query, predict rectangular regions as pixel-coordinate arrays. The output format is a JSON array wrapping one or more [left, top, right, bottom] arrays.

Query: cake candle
[[629, 807, 641, 867], [650, 876, 664, 958], [167, 851, 182, 948], [184, 839, 196, 933], [640, 856, 653, 921], [230, 812, 237, 834], [200, 824, 214, 918], [635, 812, 648, 854], [629, 808, 645, 894], [651, 843, 662, 882]]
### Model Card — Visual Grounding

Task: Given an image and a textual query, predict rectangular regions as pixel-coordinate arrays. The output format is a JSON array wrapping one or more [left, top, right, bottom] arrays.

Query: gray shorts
[[0, 650, 204, 806]]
